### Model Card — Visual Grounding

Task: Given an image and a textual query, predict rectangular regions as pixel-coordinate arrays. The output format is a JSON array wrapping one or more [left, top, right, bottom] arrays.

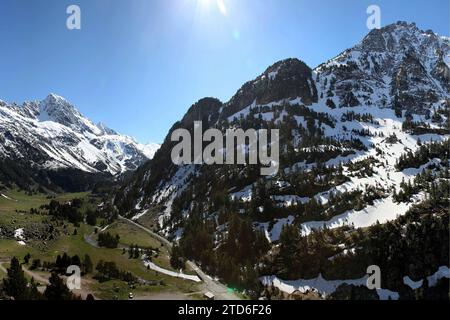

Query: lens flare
[[217, 0, 227, 15]]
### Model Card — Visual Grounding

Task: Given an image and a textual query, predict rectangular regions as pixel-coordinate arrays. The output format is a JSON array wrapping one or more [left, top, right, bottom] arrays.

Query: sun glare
[[196, 0, 227, 16], [216, 0, 227, 15]]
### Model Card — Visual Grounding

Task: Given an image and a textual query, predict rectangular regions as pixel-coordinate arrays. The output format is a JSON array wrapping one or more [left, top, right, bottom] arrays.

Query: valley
[[0, 188, 224, 300], [0, 21, 449, 301]]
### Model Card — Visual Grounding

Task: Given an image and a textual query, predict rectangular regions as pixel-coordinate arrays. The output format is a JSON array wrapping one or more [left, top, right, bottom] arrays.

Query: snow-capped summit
[[38, 93, 103, 135], [0, 94, 160, 180], [315, 21, 449, 113], [97, 122, 118, 135]]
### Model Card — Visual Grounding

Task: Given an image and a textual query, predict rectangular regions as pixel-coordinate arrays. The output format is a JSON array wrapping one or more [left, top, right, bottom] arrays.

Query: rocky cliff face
[[315, 22, 449, 114], [221, 58, 317, 120]]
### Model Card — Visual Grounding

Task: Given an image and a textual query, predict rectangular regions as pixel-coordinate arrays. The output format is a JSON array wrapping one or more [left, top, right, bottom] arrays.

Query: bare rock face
[[221, 58, 317, 120]]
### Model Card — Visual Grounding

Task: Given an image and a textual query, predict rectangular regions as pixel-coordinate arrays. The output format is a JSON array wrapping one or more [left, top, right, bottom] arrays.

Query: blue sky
[[0, 0, 448, 143]]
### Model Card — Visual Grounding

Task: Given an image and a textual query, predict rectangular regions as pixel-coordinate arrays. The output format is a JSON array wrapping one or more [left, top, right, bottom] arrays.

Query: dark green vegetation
[[115, 98, 449, 299], [1, 256, 78, 300], [396, 139, 450, 171], [0, 190, 201, 300], [97, 232, 120, 249], [0, 158, 114, 193]]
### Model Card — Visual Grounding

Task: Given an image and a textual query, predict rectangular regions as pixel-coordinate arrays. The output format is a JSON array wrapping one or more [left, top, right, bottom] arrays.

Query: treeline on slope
[[115, 102, 368, 216], [0, 157, 113, 193], [396, 139, 449, 171], [170, 161, 386, 228], [401, 104, 450, 135], [166, 100, 377, 228], [178, 210, 270, 294], [265, 185, 449, 298], [393, 167, 449, 203]]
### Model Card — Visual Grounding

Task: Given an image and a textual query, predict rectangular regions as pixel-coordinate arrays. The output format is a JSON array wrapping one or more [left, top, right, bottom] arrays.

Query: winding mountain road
[[118, 215, 241, 300]]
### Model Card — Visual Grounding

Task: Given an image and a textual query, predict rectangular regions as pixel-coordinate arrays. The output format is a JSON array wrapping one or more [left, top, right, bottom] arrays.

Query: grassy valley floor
[[0, 189, 203, 300]]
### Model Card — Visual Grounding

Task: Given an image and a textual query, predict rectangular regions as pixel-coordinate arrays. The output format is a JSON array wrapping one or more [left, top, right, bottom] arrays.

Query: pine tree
[[44, 273, 74, 300], [28, 277, 44, 300], [170, 245, 185, 270], [83, 254, 93, 274], [2, 257, 29, 300]]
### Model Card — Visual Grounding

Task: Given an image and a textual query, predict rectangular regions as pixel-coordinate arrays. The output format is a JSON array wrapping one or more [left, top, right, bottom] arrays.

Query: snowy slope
[[119, 22, 449, 233], [0, 93, 160, 176]]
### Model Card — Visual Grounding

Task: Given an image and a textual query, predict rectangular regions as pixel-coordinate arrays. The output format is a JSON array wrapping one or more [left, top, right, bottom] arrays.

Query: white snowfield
[[300, 196, 415, 236], [261, 274, 399, 300], [256, 216, 295, 242], [262, 266, 450, 299], [143, 259, 201, 282]]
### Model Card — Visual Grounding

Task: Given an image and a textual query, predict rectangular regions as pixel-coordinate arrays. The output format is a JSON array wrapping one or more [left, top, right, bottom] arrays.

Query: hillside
[[113, 21, 449, 299]]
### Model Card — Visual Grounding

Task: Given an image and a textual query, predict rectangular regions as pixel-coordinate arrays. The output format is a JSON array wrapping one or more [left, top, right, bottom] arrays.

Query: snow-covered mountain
[[114, 22, 449, 299], [117, 21, 449, 222], [0, 93, 160, 186]]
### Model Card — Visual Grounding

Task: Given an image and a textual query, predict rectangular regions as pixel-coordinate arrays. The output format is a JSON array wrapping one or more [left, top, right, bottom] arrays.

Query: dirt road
[[118, 215, 241, 300]]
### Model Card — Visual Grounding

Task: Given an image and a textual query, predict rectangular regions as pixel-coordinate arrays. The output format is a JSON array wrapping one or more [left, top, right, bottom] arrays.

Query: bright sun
[[197, 0, 227, 16]]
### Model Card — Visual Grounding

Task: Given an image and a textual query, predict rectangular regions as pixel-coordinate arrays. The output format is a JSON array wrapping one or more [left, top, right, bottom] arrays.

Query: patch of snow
[[403, 276, 423, 290], [14, 228, 26, 246], [143, 259, 201, 282], [256, 216, 295, 242], [1, 193, 16, 201], [427, 266, 450, 287], [301, 196, 414, 235], [14, 228, 24, 240], [261, 274, 398, 300]]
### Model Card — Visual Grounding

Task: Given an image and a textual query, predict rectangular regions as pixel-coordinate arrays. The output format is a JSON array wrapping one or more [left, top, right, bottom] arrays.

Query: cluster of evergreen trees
[[97, 232, 120, 248], [267, 193, 449, 297], [37, 197, 102, 226], [396, 139, 449, 171], [95, 260, 135, 283], [0, 257, 86, 300], [346, 157, 378, 178], [402, 119, 450, 135], [341, 111, 376, 124], [178, 211, 269, 293], [44, 199, 84, 224]]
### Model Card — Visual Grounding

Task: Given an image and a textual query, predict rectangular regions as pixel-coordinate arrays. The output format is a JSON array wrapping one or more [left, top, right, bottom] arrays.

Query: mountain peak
[[38, 93, 101, 134], [45, 93, 68, 103], [97, 122, 118, 135]]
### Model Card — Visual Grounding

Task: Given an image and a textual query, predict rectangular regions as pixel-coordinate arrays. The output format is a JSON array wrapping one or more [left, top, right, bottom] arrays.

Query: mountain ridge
[[115, 21, 449, 218], [112, 22, 449, 298], [0, 93, 160, 191]]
